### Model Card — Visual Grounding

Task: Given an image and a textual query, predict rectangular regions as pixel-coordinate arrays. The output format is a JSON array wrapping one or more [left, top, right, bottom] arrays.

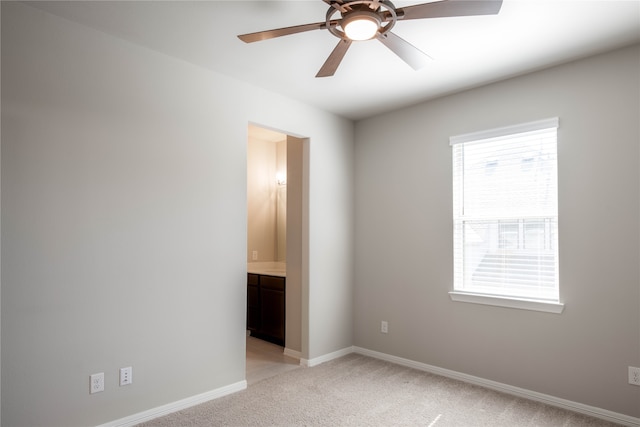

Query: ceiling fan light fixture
[[342, 11, 381, 41], [238, 0, 505, 77]]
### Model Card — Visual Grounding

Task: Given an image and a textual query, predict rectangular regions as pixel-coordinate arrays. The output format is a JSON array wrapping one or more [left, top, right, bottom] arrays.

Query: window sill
[[449, 291, 564, 314]]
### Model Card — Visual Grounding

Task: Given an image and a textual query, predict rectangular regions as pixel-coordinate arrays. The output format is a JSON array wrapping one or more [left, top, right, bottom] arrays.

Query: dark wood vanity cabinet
[[247, 274, 261, 334], [247, 273, 285, 346]]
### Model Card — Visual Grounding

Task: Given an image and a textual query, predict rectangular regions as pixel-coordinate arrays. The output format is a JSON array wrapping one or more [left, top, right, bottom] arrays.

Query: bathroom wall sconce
[[276, 172, 287, 186]]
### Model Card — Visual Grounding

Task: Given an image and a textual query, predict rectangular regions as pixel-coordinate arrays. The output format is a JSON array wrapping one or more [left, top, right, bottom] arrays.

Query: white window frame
[[449, 118, 564, 314]]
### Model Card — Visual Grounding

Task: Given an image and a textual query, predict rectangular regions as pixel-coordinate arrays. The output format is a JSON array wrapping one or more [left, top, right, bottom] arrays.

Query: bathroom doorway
[[246, 124, 306, 379]]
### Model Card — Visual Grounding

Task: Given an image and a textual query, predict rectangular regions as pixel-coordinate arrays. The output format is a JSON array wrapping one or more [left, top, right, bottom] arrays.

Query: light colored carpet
[[138, 353, 620, 426]]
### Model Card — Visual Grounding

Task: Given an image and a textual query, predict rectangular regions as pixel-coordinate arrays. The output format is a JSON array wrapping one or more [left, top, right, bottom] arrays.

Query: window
[[450, 118, 563, 313]]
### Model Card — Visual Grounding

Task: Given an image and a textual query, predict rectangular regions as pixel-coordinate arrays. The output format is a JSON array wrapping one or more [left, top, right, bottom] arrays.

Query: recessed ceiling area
[[27, 0, 640, 121]]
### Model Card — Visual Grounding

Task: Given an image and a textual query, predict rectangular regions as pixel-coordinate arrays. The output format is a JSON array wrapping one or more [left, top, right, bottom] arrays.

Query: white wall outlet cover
[[90, 373, 104, 394], [629, 366, 640, 386], [120, 366, 133, 386]]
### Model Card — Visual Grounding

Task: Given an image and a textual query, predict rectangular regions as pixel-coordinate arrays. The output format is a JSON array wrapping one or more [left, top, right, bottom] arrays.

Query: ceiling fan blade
[[316, 39, 352, 78], [376, 32, 431, 70], [396, 0, 503, 21], [238, 21, 331, 43]]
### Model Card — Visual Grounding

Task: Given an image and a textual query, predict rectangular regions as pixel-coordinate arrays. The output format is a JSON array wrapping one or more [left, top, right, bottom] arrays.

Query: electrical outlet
[[381, 321, 388, 334], [629, 366, 640, 386], [120, 366, 133, 386], [252, 250, 258, 261], [90, 372, 104, 394]]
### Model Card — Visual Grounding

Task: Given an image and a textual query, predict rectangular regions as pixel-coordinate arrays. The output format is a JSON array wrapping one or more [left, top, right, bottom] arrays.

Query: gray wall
[[354, 44, 640, 417], [1, 3, 354, 426]]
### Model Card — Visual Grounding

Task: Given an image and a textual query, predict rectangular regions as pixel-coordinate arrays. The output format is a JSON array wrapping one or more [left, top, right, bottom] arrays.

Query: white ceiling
[[27, 0, 640, 121]]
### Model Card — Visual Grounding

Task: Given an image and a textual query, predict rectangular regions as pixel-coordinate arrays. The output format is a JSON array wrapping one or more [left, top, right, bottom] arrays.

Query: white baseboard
[[97, 347, 639, 427], [353, 346, 640, 427], [301, 345, 354, 367], [97, 380, 247, 427], [283, 347, 302, 360]]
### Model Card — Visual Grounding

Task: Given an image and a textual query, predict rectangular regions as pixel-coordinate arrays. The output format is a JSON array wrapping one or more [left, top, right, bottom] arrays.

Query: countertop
[[247, 262, 286, 278]]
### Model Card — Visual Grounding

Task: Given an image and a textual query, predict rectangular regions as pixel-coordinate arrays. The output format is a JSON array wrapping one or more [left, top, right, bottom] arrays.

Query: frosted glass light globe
[[344, 17, 379, 41]]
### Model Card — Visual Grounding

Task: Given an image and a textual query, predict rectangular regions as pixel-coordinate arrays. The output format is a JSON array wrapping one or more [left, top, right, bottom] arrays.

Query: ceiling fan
[[238, 0, 503, 78]]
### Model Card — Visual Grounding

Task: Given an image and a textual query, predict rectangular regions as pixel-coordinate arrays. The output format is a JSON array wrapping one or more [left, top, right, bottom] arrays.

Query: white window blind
[[451, 118, 559, 303]]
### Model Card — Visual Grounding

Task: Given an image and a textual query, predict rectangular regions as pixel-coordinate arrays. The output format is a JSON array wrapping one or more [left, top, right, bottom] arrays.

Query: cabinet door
[[247, 284, 260, 332], [260, 275, 284, 291], [260, 288, 285, 345]]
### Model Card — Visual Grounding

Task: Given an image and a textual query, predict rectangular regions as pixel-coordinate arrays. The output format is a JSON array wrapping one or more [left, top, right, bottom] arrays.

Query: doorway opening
[[246, 124, 307, 383]]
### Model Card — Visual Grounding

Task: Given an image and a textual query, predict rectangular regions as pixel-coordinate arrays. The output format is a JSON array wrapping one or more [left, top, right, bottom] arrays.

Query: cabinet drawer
[[247, 273, 259, 286], [260, 275, 285, 291]]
